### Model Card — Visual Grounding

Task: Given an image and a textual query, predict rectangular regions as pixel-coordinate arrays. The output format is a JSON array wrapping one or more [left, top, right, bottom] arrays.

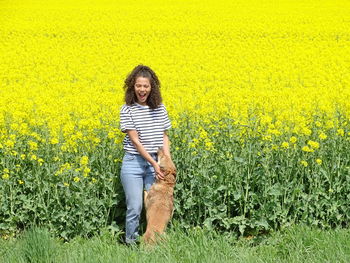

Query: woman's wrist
[[150, 159, 158, 167]]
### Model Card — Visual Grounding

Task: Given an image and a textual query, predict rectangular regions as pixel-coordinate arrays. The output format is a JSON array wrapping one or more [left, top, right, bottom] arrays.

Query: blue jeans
[[120, 152, 157, 244]]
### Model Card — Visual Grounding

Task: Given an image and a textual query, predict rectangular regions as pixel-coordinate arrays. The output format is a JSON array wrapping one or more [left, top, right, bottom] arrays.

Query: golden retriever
[[142, 148, 176, 245]]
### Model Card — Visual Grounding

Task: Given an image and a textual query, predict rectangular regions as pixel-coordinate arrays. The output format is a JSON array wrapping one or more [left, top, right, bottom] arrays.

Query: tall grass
[[1, 225, 349, 263]]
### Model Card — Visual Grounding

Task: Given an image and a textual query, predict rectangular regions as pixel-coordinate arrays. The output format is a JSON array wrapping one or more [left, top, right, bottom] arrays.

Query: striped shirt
[[120, 103, 171, 154]]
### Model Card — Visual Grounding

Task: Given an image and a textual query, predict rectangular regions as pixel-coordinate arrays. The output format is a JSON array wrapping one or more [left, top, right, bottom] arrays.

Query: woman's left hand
[[153, 163, 164, 180]]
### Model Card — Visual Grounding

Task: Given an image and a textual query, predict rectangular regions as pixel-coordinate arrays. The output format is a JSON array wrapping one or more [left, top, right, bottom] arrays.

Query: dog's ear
[[157, 147, 164, 157], [169, 159, 176, 178], [164, 167, 176, 178]]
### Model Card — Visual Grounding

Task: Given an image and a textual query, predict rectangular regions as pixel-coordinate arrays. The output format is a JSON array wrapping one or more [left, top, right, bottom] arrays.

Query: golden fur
[[142, 148, 176, 245]]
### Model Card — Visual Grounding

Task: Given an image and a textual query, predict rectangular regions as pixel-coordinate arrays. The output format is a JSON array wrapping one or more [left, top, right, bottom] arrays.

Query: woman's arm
[[163, 131, 171, 157], [126, 130, 164, 180]]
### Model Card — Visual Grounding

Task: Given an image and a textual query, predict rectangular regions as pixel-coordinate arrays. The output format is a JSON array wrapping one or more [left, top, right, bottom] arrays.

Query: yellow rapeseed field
[[0, 0, 349, 159], [1, 0, 350, 143], [1, 0, 350, 237]]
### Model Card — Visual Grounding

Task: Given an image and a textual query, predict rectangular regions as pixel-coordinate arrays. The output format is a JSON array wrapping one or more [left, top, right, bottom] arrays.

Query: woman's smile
[[134, 77, 151, 105]]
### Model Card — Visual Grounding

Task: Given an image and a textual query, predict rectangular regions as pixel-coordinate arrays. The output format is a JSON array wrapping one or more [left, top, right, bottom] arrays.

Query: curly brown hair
[[123, 65, 162, 109]]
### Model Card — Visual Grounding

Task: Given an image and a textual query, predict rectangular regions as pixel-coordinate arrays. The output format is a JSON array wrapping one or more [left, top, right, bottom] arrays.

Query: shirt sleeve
[[162, 104, 172, 131], [120, 105, 136, 133]]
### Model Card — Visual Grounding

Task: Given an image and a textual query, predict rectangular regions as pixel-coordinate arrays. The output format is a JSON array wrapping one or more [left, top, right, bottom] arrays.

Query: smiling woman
[[123, 65, 162, 110], [134, 77, 151, 105], [119, 64, 172, 245]]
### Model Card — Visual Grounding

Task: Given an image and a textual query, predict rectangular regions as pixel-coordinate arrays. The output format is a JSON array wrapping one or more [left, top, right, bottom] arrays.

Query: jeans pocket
[[123, 153, 136, 161]]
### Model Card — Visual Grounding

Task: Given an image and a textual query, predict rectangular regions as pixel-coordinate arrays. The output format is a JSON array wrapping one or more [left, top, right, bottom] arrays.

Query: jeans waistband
[[125, 152, 157, 157]]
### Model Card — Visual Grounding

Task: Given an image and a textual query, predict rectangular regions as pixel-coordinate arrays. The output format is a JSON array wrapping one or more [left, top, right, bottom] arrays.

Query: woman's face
[[134, 76, 151, 106]]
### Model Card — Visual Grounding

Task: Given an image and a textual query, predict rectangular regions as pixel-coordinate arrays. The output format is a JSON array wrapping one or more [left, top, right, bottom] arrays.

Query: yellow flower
[[263, 135, 272, 141], [337, 129, 345, 136], [63, 182, 70, 187], [301, 127, 312, 136], [199, 128, 208, 139], [83, 167, 91, 177], [268, 128, 281, 136], [189, 142, 196, 148], [76, 131, 83, 139], [316, 159, 322, 165], [30, 132, 41, 141], [319, 132, 327, 140], [281, 142, 289, 149], [114, 138, 123, 144], [5, 140, 15, 148], [289, 136, 297, 144], [307, 140, 320, 149], [30, 154, 37, 161], [92, 137, 101, 144], [108, 131, 116, 139], [325, 121, 334, 129], [2, 174, 10, 180], [172, 120, 178, 128], [300, 160, 308, 167], [28, 140, 38, 151], [205, 139, 214, 151], [61, 144, 68, 152], [302, 146, 314, 153], [10, 123, 19, 130], [18, 180, 24, 184], [73, 176, 80, 182], [50, 138, 59, 144], [61, 163, 72, 170], [80, 156, 89, 166]]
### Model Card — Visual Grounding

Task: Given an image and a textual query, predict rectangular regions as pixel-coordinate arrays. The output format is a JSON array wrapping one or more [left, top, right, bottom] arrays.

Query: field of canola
[[1, 0, 350, 239]]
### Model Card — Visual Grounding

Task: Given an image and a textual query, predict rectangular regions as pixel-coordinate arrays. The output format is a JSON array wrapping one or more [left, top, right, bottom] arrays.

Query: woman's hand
[[153, 163, 164, 180], [126, 130, 165, 180]]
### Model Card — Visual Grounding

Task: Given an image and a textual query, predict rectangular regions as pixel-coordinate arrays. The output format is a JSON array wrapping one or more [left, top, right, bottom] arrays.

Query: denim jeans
[[120, 152, 157, 244]]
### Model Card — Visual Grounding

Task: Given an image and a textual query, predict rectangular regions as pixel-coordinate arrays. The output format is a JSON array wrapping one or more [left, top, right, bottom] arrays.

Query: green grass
[[1, 225, 349, 263]]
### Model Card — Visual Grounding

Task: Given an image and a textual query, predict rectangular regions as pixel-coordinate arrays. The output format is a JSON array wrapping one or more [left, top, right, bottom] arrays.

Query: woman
[[119, 64, 172, 245]]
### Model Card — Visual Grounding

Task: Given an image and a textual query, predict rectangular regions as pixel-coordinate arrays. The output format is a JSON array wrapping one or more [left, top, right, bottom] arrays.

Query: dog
[[142, 148, 176, 245]]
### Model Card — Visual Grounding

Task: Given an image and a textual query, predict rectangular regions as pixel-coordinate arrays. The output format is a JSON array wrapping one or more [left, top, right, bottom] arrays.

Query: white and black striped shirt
[[120, 103, 171, 154]]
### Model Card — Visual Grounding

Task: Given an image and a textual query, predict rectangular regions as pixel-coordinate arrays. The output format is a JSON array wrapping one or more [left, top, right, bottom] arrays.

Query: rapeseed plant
[[0, 0, 349, 238]]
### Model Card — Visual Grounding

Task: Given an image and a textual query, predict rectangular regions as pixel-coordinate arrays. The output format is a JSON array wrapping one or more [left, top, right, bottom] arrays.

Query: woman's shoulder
[[159, 103, 170, 113], [122, 103, 167, 112], [158, 103, 167, 110], [120, 104, 134, 113]]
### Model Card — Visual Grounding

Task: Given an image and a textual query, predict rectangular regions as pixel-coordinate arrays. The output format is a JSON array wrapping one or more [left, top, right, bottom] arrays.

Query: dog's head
[[157, 147, 176, 184]]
